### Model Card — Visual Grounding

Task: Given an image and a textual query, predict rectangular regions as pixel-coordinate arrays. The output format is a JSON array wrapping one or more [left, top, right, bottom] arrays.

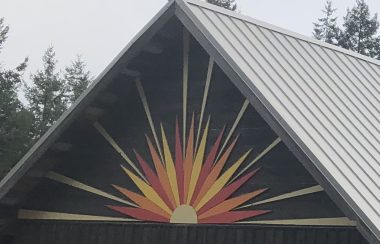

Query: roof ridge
[[183, 0, 380, 67]]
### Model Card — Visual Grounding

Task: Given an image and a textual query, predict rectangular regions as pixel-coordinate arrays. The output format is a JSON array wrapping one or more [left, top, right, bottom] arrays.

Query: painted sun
[[87, 35, 276, 224], [102, 113, 270, 224]]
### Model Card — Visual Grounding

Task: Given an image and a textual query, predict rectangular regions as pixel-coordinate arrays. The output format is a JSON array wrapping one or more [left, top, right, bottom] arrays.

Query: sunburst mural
[[104, 115, 270, 224], [18, 30, 356, 227], [89, 49, 274, 224]]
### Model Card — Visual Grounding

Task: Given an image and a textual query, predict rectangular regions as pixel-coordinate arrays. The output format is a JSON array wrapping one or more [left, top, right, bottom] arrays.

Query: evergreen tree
[[0, 18, 9, 49], [206, 0, 237, 11], [0, 18, 33, 177], [313, 1, 340, 45], [64, 55, 92, 103], [339, 0, 380, 59], [25, 46, 68, 137]]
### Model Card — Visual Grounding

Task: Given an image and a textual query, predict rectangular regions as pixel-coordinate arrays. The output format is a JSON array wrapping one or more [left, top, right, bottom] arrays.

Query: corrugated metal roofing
[[179, 0, 380, 241]]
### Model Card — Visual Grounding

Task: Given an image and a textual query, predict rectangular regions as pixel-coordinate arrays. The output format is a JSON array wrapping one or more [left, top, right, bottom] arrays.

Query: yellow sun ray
[[239, 217, 356, 226], [186, 116, 210, 204], [121, 165, 172, 215], [46, 171, 137, 207], [230, 137, 281, 183], [192, 135, 239, 207], [182, 28, 190, 156], [199, 189, 267, 220], [136, 77, 164, 163], [160, 124, 180, 207], [195, 58, 214, 151], [18, 209, 138, 222], [113, 185, 171, 219], [93, 122, 147, 182], [216, 99, 249, 162], [237, 185, 323, 209], [196, 149, 252, 210], [146, 136, 177, 208]]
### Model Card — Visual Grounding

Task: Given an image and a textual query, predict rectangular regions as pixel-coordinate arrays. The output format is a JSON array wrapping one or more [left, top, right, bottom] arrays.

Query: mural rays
[[87, 28, 274, 224], [182, 28, 190, 155], [35, 31, 356, 227], [136, 77, 164, 163], [109, 118, 269, 223], [93, 122, 147, 182], [238, 185, 324, 209], [46, 172, 137, 207]]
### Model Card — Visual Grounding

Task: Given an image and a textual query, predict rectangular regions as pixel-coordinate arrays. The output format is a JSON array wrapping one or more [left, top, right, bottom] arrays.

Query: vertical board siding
[[14, 221, 367, 244]]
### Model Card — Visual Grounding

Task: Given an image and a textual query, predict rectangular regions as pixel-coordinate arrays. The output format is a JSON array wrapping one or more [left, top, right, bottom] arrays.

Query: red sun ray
[[175, 118, 184, 205], [134, 150, 175, 210], [190, 126, 225, 205], [183, 114, 195, 203], [198, 210, 271, 224], [113, 185, 170, 219], [107, 205, 169, 223], [199, 189, 268, 220], [197, 168, 260, 215], [146, 136, 177, 209], [193, 136, 239, 207]]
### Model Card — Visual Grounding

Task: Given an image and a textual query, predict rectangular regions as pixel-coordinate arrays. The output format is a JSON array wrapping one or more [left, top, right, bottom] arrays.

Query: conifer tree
[[0, 18, 33, 177], [206, 0, 237, 11], [0, 18, 9, 49], [339, 0, 380, 59], [313, 1, 340, 45], [25, 46, 68, 137], [64, 55, 92, 103]]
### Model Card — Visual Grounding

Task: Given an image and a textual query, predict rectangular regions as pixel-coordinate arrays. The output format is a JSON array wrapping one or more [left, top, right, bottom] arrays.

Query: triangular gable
[[0, 0, 378, 243]]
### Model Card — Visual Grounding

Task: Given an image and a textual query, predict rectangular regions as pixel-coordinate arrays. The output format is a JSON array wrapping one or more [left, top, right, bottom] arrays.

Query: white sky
[[1, 0, 379, 78]]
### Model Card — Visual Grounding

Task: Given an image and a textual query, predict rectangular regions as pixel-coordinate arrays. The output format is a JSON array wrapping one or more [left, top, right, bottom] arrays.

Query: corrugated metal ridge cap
[[182, 0, 380, 67]]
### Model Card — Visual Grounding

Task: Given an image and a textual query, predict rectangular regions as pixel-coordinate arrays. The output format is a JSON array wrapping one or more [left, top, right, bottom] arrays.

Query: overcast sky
[[1, 0, 380, 78]]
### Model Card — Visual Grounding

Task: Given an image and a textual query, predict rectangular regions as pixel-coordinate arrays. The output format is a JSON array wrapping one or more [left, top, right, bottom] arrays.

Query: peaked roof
[[1, 0, 379, 242]]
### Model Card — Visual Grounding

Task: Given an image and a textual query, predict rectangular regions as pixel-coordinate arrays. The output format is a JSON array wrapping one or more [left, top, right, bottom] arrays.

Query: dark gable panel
[[21, 29, 345, 222]]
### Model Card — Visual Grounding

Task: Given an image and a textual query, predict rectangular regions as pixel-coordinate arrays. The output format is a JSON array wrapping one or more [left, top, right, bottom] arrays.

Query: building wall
[[12, 20, 367, 243], [14, 221, 367, 244]]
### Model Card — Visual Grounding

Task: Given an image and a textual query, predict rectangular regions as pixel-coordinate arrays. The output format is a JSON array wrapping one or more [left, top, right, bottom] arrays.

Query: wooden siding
[[14, 221, 367, 244]]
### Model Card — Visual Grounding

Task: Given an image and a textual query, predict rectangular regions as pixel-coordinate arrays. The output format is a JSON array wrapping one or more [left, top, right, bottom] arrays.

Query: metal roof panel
[[181, 0, 380, 242]]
